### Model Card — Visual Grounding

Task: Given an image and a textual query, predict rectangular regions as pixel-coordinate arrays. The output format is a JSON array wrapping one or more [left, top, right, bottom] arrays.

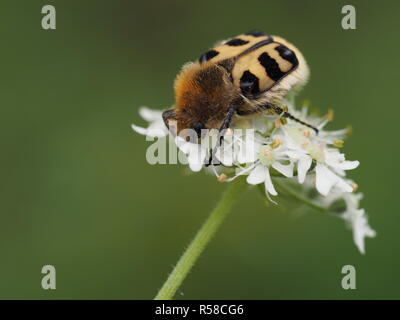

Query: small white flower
[[282, 124, 317, 184], [339, 193, 376, 254], [246, 143, 293, 196], [317, 185, 375, 254], [285, 149, 312, 184], [282, 123, 359, 196], [131, 107, 168, 138], [314, 148, 359, 196], [132, 100, 375, 254]]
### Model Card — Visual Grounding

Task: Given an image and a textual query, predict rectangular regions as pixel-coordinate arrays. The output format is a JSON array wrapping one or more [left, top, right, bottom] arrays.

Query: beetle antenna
[[270, 104, 319, 134]]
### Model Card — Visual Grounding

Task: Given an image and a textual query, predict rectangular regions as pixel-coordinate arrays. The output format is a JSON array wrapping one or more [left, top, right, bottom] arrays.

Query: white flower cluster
[[132, 100, 376, 254]]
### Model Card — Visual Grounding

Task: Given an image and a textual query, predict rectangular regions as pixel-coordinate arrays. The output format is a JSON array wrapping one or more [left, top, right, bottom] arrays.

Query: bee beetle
[[162, 30, 317, 152]]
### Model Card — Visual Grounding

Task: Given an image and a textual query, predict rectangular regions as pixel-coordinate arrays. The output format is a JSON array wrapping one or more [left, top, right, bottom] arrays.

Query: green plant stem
[[154, 177, 247, 300], [272, 177, 328, 212]]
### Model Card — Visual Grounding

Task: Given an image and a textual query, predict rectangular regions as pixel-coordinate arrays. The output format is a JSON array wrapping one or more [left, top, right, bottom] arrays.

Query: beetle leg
[[205, 106, 237, 167]]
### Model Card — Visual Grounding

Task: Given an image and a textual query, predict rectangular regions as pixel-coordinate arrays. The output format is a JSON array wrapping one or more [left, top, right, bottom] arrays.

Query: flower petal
[[264, 166, 278, 196], [315, 163, 340, 196], [316, 163, 353, 196], [131, 124, 149, 136], [353, 213, 376, 254], [334, 160, 360, 170], [186, 144, 207, 172], [216, 148, 233, 166], [188, 161, 203, 172], [297, 156, 312, 183], [139, 107, 163, 122], [147, 125, 168, 138], [324, 149, 359, 171], [335, 177, 354, 194], [272, 161, 294, 178], [342, 208, 376, 254], [246, 164, 266, 185]]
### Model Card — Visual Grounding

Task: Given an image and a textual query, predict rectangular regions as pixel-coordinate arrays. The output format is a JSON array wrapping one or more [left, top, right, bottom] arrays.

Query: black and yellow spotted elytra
[[162, 30, 317, 146], [199, 31, 300, 97]]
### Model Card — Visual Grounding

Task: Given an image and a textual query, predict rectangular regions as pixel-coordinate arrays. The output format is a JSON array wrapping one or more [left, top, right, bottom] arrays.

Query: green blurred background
[[1, 0, 398, 299]]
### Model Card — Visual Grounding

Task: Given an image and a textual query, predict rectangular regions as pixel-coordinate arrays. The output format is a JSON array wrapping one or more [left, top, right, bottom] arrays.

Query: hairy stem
[[154, 177, 247, 300]]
